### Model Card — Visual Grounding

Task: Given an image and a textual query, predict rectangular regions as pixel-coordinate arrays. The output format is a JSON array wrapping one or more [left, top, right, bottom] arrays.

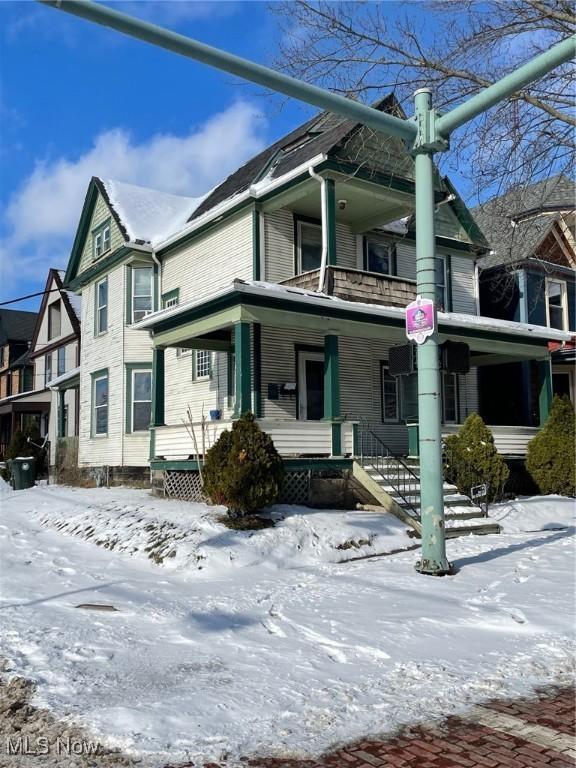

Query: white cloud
[[0, 101, 267, 298]]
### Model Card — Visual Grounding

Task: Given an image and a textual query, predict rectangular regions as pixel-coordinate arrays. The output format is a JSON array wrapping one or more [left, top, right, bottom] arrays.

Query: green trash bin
[[11, 457, 36, 490]]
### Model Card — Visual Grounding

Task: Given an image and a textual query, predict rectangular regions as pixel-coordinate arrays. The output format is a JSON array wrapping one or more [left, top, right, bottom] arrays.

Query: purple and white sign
[[405, 296, 435, 344]]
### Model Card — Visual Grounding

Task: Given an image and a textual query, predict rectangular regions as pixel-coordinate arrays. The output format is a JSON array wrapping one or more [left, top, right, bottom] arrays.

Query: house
[[0, 308, 49, 457], [27, 269, 81, 478], [475, 175, 575, 427], [63, 98, 571, 507]]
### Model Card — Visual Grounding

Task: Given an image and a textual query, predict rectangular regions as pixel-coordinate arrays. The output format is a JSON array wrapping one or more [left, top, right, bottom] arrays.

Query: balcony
[[281, 266, 417, 308]]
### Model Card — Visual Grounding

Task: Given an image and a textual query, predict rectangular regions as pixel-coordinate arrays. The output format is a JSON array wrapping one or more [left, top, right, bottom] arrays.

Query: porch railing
[[358, 424, 421, 521]]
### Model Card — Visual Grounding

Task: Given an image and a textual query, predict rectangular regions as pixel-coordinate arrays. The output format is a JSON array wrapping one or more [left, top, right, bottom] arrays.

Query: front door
[[298, 351, 324, 420]]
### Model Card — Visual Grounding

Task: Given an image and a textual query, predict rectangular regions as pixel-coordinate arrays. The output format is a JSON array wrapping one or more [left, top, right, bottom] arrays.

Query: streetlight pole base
[[415, 558, 454, 576]]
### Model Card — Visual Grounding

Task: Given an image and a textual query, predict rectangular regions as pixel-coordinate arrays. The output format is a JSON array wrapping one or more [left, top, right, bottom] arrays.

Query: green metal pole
[[437, 35, 576, 137], [413, 89, 451, 576], [39, 0, 417, 143]]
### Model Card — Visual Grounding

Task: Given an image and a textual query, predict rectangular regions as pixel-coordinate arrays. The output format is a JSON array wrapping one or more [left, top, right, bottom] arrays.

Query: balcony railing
[[281, 266, 417, 308]]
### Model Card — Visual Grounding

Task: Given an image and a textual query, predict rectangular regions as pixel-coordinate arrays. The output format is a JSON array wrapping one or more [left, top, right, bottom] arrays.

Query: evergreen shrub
[[526, 396, 575, 497]]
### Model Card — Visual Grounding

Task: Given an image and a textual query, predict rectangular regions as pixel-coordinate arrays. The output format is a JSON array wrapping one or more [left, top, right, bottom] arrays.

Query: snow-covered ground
[[0, 481, 574, 767]]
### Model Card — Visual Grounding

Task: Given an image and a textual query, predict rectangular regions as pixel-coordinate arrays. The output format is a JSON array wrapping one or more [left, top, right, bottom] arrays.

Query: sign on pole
[[405, 295, 435, 344]]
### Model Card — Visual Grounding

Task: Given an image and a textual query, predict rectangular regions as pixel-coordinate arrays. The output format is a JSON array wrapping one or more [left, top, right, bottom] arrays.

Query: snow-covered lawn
[[0, 481, 574, 767]]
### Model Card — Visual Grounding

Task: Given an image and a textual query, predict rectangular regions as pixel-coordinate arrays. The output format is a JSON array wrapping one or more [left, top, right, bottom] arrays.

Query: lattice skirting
[[161, 469, 311, 505]]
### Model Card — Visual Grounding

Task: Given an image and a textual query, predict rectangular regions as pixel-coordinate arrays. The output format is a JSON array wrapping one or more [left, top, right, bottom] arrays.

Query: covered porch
[[0, 389, 51, 458], [137, 280, 568, 464]]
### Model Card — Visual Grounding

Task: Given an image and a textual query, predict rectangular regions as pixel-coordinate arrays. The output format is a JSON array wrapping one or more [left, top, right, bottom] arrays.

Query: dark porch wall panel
[[526, 271, 547, 327], [568, 281, 576, 331]]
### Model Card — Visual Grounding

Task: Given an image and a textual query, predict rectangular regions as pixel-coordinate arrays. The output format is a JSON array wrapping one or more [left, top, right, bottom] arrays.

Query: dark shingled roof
[[473, 174, 575, 269], [190, 95, 401, 221], [0, 309, 38, 346]]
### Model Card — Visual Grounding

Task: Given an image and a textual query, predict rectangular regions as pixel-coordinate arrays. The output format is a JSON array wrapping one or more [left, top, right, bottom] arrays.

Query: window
[[57, 347, 66, 377], [96, 277, 108, 334], [93, 373, 108, 435], [381, 363, 400, 422], [132, 267, 154, 323], [364, 237, 395, 275], [93, 222, 111, 260], [442, 372, 458, 424], [131, 370, 152, 431], [297, 220, 323, 273], [45, 353, 52, 385], [48, 301, 61, 340], [436, 256, 447, 310], [162, 289, 179, 309], [546, 279, 567, 331], [195, 350, 211, 380]]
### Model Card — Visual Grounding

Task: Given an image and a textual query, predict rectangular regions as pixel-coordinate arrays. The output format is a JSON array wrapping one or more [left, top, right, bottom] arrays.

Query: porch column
[[234, 322, 252, 417], [151, 347, 165, 427], [538, 358, 553, 426], [58, 389, 66, 438], [324, 334, 341, 455], [325, 178, 337, 266]]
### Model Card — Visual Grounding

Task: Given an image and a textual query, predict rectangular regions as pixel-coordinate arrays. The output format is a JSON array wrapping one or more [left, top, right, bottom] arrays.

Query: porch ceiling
[[144, 281, 559, 362]]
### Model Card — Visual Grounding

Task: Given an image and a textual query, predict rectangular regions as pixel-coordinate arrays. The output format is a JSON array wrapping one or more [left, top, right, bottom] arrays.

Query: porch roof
[[48, 366, 80, 391], [0, 387, 51, 416], [135, 279, 571, 359]]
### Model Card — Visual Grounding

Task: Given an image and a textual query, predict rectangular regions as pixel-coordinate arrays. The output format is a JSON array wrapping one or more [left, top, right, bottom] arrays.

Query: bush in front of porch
[[203, 413, 284, 519], [444, 413, 510, 505], [526, 396, 575, 498]]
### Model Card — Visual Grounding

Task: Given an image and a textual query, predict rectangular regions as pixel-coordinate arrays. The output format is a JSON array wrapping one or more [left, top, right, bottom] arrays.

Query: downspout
[[151, 248, 162, 308], [308, 167, 328, 293], [150, 247, 161, 485]]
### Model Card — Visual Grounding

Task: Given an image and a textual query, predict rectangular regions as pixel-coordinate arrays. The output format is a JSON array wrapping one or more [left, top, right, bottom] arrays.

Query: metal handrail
[[358, 425, 421, 519]]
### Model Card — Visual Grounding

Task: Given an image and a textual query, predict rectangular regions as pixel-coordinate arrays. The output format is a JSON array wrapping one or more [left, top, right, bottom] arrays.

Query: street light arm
[[38, 0, 417, 142], [436, 34, 576, 138]]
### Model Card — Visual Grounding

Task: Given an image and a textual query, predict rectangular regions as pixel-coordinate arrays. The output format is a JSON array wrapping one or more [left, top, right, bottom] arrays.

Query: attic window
[[93, 221, 111, 260]]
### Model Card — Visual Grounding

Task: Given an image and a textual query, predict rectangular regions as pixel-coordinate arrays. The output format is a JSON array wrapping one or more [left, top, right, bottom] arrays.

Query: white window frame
[[131, 267, 154, 324], [195, 350, 211, 381], [296, 220, 323, 274], [96, 277, 108, 335], [57, 346, 66, 377], [48, 300, 62, 340], [442, 371, 459, 424], [93, 223, 111, 260], [381, 362, 400, 422], [131, 369, 152, 432], [93, 374, 108, 436], [545, 278, 568, 331], [45, 353, 52, 386], [163, 294, 179, 309], [364, 235, 395, 276]]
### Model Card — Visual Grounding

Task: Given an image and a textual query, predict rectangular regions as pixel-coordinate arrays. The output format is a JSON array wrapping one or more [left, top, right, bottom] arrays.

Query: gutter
[[308, 167, 328, 292]]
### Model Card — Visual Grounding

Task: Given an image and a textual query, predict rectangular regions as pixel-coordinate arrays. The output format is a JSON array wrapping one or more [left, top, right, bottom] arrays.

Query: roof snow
[[100, 179, 207, 247]]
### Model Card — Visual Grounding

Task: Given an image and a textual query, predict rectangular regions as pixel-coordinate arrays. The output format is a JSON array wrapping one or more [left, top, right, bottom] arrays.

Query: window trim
[[294, 215, 323, 275], [91, 368, 109, 437], [125, 363, 152, 434], [363, 235, 397, 276], [380, 361, 401, 423], [161, 288, 180, 309], [48, 300, 62, 341], [45, 352, 52, 386], [57, 346, 66, 377], [95, 276, 108, 336], [92, 219, 112, 261], [442, 371, 459, 425], [130, 266, 154, 324], [545, 278, 568, 331], [193, 349, 212, 381]]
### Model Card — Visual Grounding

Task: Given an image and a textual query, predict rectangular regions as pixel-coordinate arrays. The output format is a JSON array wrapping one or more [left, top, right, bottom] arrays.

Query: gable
[[76, 190, 125, 276], [29, 269, 80, 356]]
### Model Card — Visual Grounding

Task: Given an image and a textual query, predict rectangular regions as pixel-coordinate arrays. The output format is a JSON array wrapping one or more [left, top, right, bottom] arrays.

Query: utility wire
[[0, 287, 65, 307]]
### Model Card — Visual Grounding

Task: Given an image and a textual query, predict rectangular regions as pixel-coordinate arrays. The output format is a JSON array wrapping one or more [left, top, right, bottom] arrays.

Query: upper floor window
[[194, 350, 211, 380], [132, 267, 154, 323], [57, 346, 66, 377], [162, 289, 179, 309], [96, 277, 108, 335], [364, 237, 396, 276], [436, 256, 447, 311], [48, 301, 61, 340], [93, 221, 111, 260], [93, 372, 109, 435], [45, 352, 52, 385], [546, 279, 568, 331], [381, 362, 400, 422], [296, 220, 323, 273]]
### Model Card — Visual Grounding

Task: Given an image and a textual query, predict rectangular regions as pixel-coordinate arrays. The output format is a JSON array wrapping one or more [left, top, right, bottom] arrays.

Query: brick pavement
[[240, 686, 575, 768]]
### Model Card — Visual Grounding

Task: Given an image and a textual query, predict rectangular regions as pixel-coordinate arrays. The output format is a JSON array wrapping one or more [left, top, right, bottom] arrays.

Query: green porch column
[[538, 359, 553, 427], [58, 389, 66, 438], [151, 347, 165, 427], [325, 178, 337, 266], [234, 322, 252, 417], [324, 334, 341, 455]]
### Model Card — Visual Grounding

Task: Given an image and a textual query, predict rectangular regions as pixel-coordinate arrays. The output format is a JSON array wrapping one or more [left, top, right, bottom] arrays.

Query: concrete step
[[445, 508, 486, 520], [445, 523, 501, 538]]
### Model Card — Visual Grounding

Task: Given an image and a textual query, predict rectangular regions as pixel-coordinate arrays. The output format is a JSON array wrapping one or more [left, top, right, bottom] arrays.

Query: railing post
[[151, 347, 165, 427], [234, 322, 252, 417]]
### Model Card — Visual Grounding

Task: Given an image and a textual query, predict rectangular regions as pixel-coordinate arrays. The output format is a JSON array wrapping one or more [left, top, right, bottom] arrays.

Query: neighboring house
[[27, 269, 81, 473], [474, 175, 575, 426], [0, 308, 50, 456], [63, 97, 570, 501]]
